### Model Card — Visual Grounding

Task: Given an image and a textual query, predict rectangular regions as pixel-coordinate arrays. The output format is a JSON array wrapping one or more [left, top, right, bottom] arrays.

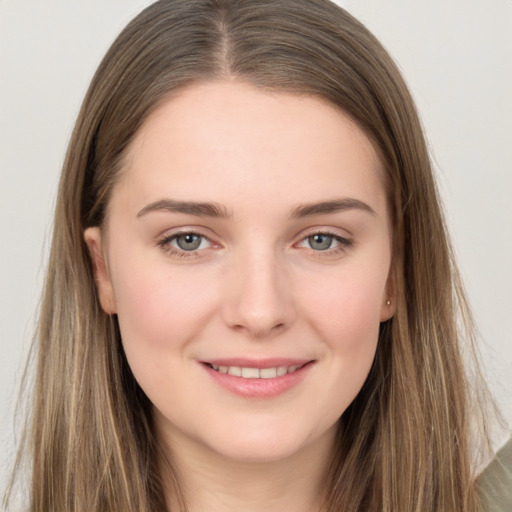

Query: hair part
[[6, 1, 495, 510]]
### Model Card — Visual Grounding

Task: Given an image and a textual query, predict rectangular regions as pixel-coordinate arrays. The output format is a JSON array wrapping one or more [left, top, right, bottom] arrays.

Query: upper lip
[[200, 358, 313, 369]]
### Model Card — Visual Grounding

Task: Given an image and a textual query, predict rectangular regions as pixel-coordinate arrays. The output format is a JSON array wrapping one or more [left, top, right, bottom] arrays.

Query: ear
[[84, 227, 117, 314], [380, 267, 396, 322]]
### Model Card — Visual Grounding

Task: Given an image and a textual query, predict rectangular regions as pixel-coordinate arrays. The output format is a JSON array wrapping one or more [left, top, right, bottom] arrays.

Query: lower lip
[[202, 362, 314, 398]]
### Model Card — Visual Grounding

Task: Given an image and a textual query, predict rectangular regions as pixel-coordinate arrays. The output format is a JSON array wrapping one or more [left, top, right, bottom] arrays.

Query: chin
[[209, 442, 306, 465], [196, 417, 335, 464]]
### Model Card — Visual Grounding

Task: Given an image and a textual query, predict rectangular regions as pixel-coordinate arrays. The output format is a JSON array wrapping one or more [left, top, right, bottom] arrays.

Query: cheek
[[300, 264, 386, 404], [109, 255, 216, 378], [304, 264, 386, 342]]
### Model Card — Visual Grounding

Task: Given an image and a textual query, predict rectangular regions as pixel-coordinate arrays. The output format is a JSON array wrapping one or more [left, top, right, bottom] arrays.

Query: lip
[[202, 357, 311, 369], [200, 358, 315, 398]]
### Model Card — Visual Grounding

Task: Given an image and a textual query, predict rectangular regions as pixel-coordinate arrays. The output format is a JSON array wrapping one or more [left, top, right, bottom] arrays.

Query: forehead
[[112, 81, 387, 217]]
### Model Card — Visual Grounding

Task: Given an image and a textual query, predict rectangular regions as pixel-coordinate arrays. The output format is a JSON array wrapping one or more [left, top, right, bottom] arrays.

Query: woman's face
[[85, 81, 394, 463]]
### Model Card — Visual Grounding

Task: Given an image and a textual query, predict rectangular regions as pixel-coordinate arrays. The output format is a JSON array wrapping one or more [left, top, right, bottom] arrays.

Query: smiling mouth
[[204, 362, 308, 379]]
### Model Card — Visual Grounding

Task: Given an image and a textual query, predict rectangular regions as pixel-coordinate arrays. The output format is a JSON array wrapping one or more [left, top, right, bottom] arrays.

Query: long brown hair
[[6, 1, 493, 510]]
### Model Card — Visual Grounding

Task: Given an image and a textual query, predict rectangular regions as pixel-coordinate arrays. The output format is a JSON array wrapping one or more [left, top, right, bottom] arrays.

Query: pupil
[[309, 234, 332, 251], [177, 234, 201, 251]]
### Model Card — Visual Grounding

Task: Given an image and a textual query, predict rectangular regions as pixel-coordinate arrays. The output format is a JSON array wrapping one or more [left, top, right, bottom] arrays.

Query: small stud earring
[[386, 300, 391, 306]]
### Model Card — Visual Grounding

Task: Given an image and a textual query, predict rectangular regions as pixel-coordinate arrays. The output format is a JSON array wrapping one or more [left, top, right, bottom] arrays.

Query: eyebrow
[[290, 198, 376, 218], [136, 197, 375, 220], [137, 199, 231, 219]]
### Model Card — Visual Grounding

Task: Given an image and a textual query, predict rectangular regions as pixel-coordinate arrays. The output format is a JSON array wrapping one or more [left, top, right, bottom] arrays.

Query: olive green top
[[478, 437, 512, 511]]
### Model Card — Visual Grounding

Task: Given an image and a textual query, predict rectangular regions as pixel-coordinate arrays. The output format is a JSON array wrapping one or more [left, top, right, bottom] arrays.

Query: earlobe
[[380, 297, 396, 322], [380, 271, 397, 322], [83, 227, 117, 315]]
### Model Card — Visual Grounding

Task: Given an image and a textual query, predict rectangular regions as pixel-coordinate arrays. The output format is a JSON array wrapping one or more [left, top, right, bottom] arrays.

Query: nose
[[221, 248, 296, 338]]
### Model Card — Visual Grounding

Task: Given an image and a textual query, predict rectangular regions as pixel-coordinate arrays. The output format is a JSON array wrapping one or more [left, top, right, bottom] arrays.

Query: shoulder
[[478, 437, 512, 512]]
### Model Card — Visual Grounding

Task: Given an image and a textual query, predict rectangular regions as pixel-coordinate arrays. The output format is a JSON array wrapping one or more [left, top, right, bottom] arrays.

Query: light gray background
[[1, 0, 511, 489]]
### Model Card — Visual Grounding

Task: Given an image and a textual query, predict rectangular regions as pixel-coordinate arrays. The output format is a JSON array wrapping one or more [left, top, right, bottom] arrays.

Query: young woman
[[5, 1, 510, 511]]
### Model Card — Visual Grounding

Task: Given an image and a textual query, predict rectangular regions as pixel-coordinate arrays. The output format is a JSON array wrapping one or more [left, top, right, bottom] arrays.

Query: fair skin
[[85, 81, 395, 512]]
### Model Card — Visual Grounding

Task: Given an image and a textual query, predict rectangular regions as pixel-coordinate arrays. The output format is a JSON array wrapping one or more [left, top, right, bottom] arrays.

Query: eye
[[296, 231, 352, 254], [307, 233, 335, 251], [174, 233, 207, 251], [157, 231, 214, 257]]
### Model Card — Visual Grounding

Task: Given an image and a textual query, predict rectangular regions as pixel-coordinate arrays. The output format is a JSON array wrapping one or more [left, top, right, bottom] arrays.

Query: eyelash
[[157, 230, 214, 259], [296, 230, 353, 257], [156, 230, 353, 259]]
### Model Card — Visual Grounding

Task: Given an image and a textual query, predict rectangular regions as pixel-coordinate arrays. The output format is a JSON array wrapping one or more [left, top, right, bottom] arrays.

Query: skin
[[85, 81, 395, 512]]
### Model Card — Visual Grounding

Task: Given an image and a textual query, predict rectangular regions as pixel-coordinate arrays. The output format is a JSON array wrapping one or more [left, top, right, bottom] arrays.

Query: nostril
[[230, 321, 286, 337]]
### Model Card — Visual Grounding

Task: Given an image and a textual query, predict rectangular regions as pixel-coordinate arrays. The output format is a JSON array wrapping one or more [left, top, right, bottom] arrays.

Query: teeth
[[209, 364, 303, 379], [241, 367, 260, 379], [259, 368, 278, 379], [227, 366, 242, 377]]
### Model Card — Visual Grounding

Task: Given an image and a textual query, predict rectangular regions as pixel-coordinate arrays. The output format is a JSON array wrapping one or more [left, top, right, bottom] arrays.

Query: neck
[[158, 426, 336, 512]]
